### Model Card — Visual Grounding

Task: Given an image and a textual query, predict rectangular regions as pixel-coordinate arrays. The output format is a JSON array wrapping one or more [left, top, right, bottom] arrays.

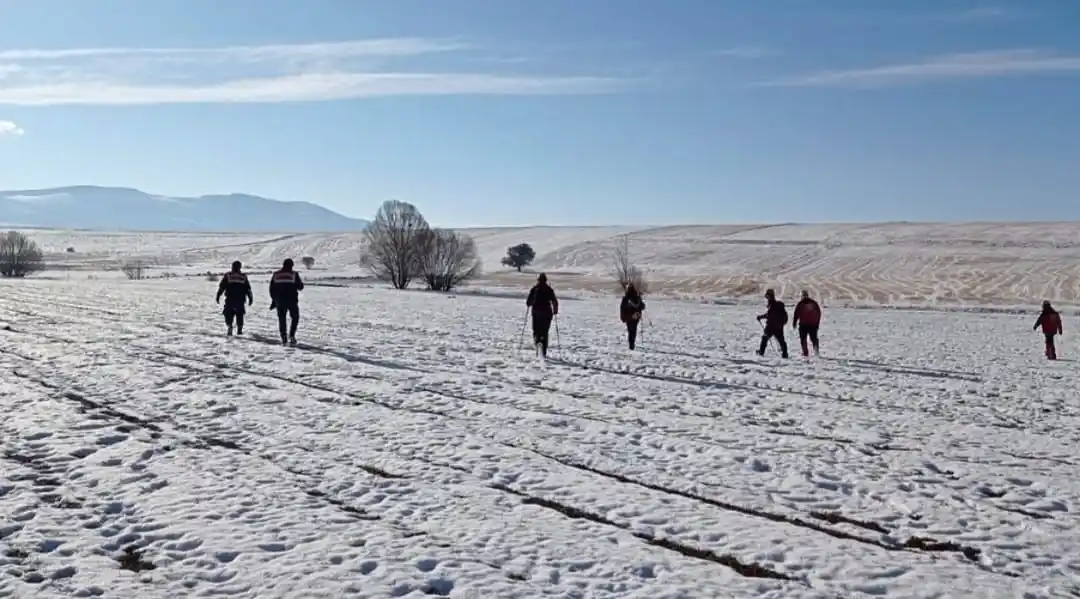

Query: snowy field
[[1, 276, 1079, 598], [18, 221, 1080, 307]]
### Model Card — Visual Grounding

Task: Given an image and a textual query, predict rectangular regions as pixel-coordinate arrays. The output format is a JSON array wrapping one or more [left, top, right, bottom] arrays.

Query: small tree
[[418, 228, 480, 291], [0, 231, 45, 278], [301, 256, 315, 269], [121, 261, 146, 280], [361, 200, 431, 289], [611, 234, 648, 294], [66, 246, 76, 253], [500, 243, 535, 272]]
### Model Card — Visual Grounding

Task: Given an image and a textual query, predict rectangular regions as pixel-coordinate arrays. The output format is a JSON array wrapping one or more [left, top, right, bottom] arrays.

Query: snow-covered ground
[[1, 276, 1078, 598], [18, 222, 1080, 306]]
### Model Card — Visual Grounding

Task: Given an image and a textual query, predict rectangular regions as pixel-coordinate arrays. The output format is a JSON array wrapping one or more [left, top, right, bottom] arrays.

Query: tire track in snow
[[0, 297, 1062, 574], [3, 298, 1061, 529], [0, 324, 818, 586], [0, 361, 806, 585], [1, 294, 1064, 484], [0, 350, 392, 525], [496, 441, 995, 564], [2, 300, 899, 461], [545, 355, 1028, 433], [0, 320, 919, 587], [49, 338, 1019, 583]]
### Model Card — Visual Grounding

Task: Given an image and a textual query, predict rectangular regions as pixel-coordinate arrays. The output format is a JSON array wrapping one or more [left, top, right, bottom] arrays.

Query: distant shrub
[[500, 243, 535, 272], [301, 256, 315, 269], [121, 262, 147, 281], [0, 231, 45, 278], [611, 234, 648, 294], [66, 246, 76, 253]]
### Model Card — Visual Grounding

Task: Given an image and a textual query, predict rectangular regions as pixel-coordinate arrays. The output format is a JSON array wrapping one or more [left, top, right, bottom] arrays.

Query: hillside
[[16, 221, 1080, 306], [0, 186, 369, 232]]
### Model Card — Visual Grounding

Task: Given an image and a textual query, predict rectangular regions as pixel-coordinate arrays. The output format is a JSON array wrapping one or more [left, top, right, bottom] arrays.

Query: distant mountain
[[0, 186, 369, 232]]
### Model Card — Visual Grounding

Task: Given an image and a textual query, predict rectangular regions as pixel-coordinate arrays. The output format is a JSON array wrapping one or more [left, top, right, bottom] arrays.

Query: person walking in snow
[[756, 289, 789, 358], [526, 273, 559, 357], [269, 258, 305, 346], [619, 283, 646, 350], [216, 260, 253, 336], [792, 290, 822, 357], [1034, 300, 1063, 360]]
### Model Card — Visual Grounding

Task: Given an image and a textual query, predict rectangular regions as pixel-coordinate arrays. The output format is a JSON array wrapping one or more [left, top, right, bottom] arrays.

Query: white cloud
[[0, 38, 629, 105], [943, 6, 1032, 21], [712, 46, 776, 59], [755, 49, 1080, 89], [0, 120, 23, 136]]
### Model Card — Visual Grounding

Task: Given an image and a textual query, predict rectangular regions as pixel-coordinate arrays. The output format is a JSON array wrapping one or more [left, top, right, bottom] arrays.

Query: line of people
[[524, 273, 825, 359], [215, 263, 1061, 361]]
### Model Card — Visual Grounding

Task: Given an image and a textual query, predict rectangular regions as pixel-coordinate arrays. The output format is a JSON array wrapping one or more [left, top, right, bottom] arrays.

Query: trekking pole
[[758, 319, 776, 352], [517, 308, 529, 351], [554, 315, 561, 354]]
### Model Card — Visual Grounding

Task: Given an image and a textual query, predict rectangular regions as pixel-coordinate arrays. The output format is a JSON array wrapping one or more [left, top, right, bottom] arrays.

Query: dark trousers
[[276, 304, 299, 341], [1045, 333, 1058, 360], [224, 305, 245, 333], [758, 327, 788, 358], [798, 324, 820, 356], [626, 320, 639, 350], [532, 314, 552, 356]]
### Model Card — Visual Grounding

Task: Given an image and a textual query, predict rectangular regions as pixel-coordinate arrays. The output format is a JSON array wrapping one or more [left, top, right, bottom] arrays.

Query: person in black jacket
[[756, 288, 789, 358], [216, 260, 253, 336], [619, 283, 646, 350], [269, 258, 305, 345], [526, 273, 559, 357]]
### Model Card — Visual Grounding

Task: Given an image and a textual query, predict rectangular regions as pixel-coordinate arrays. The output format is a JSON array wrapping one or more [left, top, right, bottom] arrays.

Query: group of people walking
[[215, 258, 305, 345], [522, 274, 824, 359], [213, 263, 1063, 361]]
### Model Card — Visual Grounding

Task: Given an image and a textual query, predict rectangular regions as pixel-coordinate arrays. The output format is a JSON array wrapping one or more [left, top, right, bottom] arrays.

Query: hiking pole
[[554, 314, 561, 355], [517, 308, 529, 351], [758, 319, 776, 353]]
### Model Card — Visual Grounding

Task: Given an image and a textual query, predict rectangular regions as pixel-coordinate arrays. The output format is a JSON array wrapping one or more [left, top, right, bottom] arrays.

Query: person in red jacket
[[1033, 300, 1063, 360], [792, 290, 822, 357]]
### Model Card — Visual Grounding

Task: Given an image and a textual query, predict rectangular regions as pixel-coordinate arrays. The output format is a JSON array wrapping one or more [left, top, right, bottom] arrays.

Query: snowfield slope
[[20, 221, 1080, 306], [1, 277, 1078, 598]]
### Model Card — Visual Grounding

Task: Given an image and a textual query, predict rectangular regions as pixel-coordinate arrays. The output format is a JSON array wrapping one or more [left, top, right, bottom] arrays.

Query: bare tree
[[611, 234, 649, 294], [0, 231, 45, 278], [121, 261, 147, 280], [361, 200, 431, 289], [301, 256, 316, 269], [418, 228, 480, 291]]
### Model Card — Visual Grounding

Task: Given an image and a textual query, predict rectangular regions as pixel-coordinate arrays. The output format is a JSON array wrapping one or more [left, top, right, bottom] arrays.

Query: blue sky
[[0, 0, 1078, 227]]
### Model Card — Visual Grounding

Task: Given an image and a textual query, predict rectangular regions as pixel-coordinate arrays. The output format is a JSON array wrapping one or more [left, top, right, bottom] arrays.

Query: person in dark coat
[[526, 273, 559, 357], [216, 260, 253, 336], [792, 290, 822, 357], [269, 258, 305, 345], [1034, 300, 1063, 360], [619, 283, 646, 350], [756, 288, 789, 358]]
